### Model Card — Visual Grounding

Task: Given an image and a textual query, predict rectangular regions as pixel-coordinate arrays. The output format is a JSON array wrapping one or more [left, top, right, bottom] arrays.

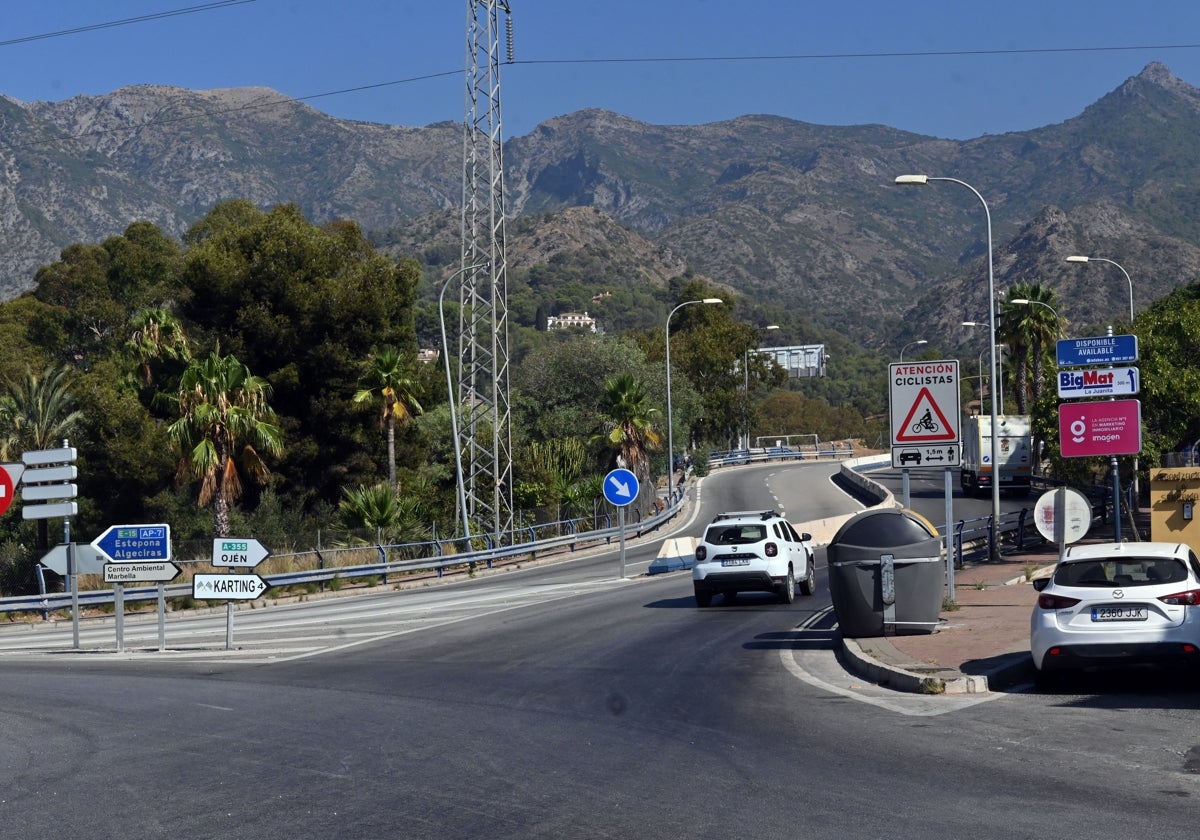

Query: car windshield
[[708, 524, 767, 545], [1054, 557, 1188, 587]]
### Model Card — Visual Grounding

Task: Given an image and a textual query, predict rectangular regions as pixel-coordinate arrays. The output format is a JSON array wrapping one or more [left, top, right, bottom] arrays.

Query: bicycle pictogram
[[911, 408, 941, 435]]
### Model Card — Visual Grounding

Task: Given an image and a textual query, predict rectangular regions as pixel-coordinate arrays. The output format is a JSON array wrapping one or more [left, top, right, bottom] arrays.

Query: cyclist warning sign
[[889, 360, 960, 447]]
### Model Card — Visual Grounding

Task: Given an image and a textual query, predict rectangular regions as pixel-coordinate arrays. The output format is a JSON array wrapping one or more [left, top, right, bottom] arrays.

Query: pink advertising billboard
[[1058, 399, 1142, 458]]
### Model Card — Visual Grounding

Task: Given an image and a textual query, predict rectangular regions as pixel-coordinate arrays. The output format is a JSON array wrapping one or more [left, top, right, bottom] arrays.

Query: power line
[[0, 1, 255, 49], [512, 42, 1200, 66]]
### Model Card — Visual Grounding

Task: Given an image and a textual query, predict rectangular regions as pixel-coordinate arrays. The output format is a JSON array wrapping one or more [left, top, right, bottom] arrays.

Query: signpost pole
[[115, 583, 125, 653], [226, 602, 234, 651], [944, 467, 955, 601], [66, 518, 79, 649], [618, 507, 627, 579], [157, 585, 166, 652]]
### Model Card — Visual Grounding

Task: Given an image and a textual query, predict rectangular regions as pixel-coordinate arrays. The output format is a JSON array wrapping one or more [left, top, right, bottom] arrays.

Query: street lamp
[[1065, 255, 1134, 323], [667, 298, 723, 489], [744, 324, 780, 448], [897, 174, 1001, 561], [439, 262, 487, 540], [1011, 298, 1065, 337], [963, 321, 1005, 415], [899, 339, 927, 362]]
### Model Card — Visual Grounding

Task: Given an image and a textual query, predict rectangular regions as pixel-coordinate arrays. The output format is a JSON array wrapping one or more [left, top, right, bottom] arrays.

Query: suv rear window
[[707, 524, 767, 545], [1055, 557, 1188, 587]]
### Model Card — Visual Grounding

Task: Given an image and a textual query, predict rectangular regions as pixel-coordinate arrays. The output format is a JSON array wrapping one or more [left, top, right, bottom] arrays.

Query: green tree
[[592, 372, 662, 482], [1000, 284, 1063, 414], [179, 202, 420, 502], [0, 364, 85, 553], [0, 365, 84, 460], [165, 352, 283, 538], [353, 346, 424, 489], [126, 308, 192, 387]]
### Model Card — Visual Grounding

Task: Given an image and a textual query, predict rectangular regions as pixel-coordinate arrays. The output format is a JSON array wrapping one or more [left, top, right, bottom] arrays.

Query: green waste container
[[826, 508, 944, 637]]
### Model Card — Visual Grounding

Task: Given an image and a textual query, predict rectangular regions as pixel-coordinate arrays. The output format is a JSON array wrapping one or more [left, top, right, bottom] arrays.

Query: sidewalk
[[838, 511, 1150, 695]]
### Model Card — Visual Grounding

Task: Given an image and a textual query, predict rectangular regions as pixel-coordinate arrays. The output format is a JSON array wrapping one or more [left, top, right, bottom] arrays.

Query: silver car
[[1030, 541, 1200, 682]]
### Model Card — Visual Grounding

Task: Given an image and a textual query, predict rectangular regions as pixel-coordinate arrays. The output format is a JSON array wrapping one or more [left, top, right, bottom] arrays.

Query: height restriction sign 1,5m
[[889, 360, 961, 448]]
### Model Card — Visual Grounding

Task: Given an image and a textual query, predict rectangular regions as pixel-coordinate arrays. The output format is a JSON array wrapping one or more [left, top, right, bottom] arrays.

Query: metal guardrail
[[0, 490, 687, 618], [706, 446, 854, 468]]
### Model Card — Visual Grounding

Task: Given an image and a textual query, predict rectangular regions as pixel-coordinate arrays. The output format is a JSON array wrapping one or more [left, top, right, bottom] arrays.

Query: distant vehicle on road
[[692, 510, 815, 607]]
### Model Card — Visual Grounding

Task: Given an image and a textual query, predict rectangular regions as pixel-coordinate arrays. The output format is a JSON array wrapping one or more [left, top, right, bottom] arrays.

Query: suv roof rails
[[711, 510, 780, 522]]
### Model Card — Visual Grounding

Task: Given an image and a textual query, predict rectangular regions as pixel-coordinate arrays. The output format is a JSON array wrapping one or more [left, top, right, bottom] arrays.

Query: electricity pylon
[[459, 0, 514, 541]]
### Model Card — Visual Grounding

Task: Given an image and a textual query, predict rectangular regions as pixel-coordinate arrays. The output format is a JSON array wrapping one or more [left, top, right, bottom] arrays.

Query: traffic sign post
[[888, 360, 960, 594], [1056, 332, 1142, 546], [22, 446, 81, 648], [206, 537, 273, 649], [91, 524, 172, 653], [603, 469, 639, 579]]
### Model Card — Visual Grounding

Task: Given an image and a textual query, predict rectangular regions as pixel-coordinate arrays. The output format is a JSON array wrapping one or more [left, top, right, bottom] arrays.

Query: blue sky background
[[4, 1, 1200, 140]]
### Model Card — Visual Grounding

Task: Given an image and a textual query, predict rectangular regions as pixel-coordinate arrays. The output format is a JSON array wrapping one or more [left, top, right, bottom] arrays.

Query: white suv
[[692, 510, 815, 607]]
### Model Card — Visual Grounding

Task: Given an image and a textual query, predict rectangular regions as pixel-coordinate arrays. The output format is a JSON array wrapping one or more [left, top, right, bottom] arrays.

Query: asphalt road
[[2, 461, 1198, 839]]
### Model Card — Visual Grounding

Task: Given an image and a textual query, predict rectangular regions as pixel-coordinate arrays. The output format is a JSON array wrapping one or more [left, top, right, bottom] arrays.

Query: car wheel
[[695, 589, 713, 608], [1034, 668, 1066, 692], [778, 567, 796, 604], [798, 555, 816, 596]]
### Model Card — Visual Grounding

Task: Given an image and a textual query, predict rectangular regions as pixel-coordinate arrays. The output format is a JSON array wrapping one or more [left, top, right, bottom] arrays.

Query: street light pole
[[439, 263, 487, 540], [897, 174, 1001, 561], [899, 339, 927, 362], [1065, 255, 1134, 323], [667, 298, 723, 492]]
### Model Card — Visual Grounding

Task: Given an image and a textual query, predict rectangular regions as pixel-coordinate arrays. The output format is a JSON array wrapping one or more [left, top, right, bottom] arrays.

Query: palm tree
[[0, 365, 84, 461], [125, 308, 191, 387], [592, 372, 662, 480], [165, 352, 283, 538], [1001, 283, 1063, 413], [353, 346, 423, 489], [0, 364, 85, 553]]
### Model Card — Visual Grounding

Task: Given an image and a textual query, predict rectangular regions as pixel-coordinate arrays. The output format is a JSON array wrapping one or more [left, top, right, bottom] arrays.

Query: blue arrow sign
[[91, 523, 171, 562], [603, 468, 639, 507]]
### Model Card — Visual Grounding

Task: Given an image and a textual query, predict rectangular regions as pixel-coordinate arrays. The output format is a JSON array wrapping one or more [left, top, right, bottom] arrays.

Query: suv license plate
[[1091, 606, 1148, 622], [721, 558, 750, 567]]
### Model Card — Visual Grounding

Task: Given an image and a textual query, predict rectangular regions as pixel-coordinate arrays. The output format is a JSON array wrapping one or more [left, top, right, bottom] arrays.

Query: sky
[[4, 1, 1200, 140]]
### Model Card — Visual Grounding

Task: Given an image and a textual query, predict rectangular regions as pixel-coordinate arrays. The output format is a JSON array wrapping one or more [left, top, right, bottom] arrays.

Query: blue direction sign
[[91, 523, 171, 562], [1056, 334, 1138, 367], [603, 468, 639, 507]]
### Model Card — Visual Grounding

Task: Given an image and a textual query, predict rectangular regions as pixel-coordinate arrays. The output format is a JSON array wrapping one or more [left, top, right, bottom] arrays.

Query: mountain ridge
[[2, 62, 1199, 349]]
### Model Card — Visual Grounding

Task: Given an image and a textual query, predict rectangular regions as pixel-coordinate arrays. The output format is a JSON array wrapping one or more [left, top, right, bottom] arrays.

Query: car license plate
[[1091, 606, 1147, 622], [721, 558, 750, 567]]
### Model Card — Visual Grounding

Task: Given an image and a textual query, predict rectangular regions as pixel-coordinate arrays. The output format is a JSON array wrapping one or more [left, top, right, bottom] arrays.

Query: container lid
[[830, 508, 938, 548]]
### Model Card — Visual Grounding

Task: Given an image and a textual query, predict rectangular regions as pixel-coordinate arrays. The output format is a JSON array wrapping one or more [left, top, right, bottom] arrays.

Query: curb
[[841, 637, 1035, 695]]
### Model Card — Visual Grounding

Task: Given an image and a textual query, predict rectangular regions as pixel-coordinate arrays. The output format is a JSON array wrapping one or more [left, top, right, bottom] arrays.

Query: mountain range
[[3, 61, 1200, 351]]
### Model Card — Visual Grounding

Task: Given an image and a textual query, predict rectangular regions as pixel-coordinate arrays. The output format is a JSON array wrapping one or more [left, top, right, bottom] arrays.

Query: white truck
[[960, 413, 1033, 496]]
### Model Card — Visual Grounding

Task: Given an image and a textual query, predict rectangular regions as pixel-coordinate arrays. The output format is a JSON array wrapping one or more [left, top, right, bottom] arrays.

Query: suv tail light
[[1037, 593, 1080, 610], [1158, 589, 1200, 606], [695, 545, 707, 562], [765, 542, 778, 557]]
